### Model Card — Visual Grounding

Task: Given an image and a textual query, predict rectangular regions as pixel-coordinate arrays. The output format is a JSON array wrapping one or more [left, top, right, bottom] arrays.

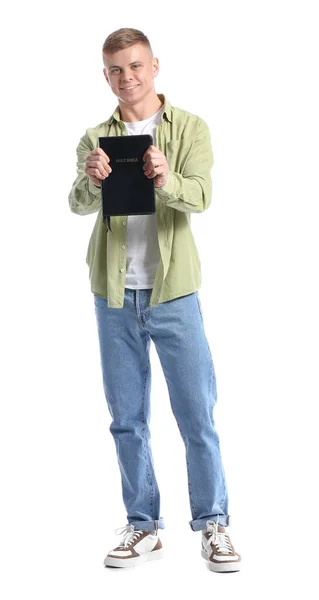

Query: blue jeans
[[93, 288, 230, 532]]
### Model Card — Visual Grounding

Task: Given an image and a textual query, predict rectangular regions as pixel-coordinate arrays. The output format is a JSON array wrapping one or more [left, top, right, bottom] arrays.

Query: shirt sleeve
[[156, 118, 214, 213], [68, 129, 101, 215]]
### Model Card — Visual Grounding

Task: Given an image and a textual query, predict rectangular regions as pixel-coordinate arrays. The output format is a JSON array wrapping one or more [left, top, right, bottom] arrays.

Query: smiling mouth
[[120, 84, 140, 90]]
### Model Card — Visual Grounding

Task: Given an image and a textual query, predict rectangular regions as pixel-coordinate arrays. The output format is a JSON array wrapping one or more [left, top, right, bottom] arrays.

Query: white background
[[1, 0, 318, 598]]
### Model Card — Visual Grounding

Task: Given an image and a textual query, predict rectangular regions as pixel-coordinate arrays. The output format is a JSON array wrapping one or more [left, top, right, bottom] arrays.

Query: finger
[[91, 148, 110, 162], [86, 167, 105, 181], [142, 146, 158, 160], [144, 148, 163, 160], [87, 154, 111, 171], [143, 159, 166, 173], [85, 165, 112, 179], [86, 165, 109, 177], [86, 158, 112, 175], [144, 165, 167, 178]]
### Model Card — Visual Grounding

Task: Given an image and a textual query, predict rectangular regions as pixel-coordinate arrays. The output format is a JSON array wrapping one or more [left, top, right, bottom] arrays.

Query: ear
[[152, 57, 160, 78]]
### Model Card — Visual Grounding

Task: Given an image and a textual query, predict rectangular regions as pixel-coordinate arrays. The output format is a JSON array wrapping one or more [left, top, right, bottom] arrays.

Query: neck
[[119, 90, 163, 122]]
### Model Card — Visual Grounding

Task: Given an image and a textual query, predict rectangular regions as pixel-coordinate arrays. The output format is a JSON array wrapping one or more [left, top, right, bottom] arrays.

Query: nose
[[120, 70, 134, 85]]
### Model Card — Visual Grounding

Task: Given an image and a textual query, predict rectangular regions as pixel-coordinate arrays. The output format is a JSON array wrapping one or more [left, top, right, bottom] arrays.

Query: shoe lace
[[206, 520, 232, 554], [114, 524, 144, 548]]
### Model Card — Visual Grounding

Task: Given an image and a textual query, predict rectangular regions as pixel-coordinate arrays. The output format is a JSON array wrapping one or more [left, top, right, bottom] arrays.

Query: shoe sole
[[201, 548, 241, 572], [104, 548, 164, 568]]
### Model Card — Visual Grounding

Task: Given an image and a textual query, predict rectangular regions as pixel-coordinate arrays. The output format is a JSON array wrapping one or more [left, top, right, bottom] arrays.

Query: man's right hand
[[85, 148, 112, 187]]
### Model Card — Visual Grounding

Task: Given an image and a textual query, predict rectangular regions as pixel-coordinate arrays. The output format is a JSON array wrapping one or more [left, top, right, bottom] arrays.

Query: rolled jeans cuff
[[189, 514, 231, 531], [128, 517, 165, 532]]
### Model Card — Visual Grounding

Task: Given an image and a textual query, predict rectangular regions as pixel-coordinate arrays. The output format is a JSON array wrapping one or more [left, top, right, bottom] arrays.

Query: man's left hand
[[142, 145, 169, 188]]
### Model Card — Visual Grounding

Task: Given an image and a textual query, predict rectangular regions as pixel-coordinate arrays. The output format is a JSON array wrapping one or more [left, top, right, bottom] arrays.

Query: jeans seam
[[141, 341, 154, 514], [174, 417, 197, 519]]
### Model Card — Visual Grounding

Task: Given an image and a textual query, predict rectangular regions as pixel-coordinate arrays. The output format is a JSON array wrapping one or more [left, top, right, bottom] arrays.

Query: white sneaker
[[104, 524, 164, 568], [201, 519, 242, 572]]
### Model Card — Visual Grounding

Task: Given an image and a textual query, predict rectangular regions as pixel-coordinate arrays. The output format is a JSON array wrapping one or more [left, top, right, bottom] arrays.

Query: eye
[[132, 63, 140, 68]]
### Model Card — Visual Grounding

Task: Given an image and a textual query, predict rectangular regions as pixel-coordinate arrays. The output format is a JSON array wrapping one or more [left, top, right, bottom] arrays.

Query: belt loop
[[154, 520, 159, 533], [227, 515, 231, 527]]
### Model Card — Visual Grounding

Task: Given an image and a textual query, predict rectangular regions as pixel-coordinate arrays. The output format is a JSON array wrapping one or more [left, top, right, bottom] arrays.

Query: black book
[[98, 134, 155, 232]]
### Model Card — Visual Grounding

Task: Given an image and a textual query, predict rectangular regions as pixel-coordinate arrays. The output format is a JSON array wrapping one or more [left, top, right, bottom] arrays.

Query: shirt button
[[120, 268, 124, 273], [121, 245, 125, 249], [122, 221, 126, 226]]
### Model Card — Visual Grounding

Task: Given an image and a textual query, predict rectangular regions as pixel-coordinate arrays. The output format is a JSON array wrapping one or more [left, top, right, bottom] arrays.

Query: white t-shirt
[[122, 104, 164, 289]]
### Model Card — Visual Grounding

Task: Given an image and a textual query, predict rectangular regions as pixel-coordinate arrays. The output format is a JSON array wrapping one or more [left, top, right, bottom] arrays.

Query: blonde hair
[[102, 27, 153, 65]]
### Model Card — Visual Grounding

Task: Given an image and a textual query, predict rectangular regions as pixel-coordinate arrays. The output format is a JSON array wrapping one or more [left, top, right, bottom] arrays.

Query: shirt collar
[[105, 93, 172, 125]]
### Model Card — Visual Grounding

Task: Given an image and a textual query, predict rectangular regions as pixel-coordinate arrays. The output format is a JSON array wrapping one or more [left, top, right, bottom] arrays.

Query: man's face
[[103, 43, 159, 104]]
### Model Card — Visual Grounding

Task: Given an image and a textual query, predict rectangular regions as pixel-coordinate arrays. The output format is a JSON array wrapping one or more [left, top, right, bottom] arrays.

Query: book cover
[[98, 135, 156, 227]]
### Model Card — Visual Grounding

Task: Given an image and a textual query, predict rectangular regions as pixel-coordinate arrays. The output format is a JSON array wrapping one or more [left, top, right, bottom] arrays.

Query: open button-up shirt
[[68, 93, 214, 308]]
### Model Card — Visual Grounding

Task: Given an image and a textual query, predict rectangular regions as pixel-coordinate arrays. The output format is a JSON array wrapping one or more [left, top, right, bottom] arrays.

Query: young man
[[68, 28, 242, 573]]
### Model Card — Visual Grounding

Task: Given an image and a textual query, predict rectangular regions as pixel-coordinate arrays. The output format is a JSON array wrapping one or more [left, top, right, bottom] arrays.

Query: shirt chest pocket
[[165, 139, 193, 174]]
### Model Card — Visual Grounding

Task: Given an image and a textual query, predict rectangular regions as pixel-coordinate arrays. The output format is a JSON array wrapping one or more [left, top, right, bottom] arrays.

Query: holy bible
[[98, 134, 156, 232]]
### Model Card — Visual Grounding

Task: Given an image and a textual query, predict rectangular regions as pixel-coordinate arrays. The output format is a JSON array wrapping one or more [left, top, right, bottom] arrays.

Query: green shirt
[[68, 93, 214, 308]]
